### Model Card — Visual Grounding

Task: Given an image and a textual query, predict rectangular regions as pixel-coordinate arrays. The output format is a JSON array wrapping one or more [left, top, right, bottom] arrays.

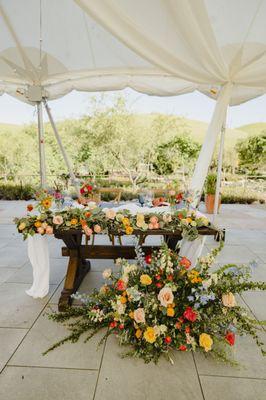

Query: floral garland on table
[[14, 195, 213, 241], [44, 241, 266, 364]]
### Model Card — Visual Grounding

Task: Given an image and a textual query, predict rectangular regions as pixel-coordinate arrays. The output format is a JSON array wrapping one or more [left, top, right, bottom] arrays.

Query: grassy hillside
[[237, 123, 266, 136], [0, 123, 22, 134]]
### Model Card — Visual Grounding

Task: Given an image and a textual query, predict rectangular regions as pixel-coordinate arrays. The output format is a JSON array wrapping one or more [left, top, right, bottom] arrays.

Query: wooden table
[[54, 226, 219, 311]]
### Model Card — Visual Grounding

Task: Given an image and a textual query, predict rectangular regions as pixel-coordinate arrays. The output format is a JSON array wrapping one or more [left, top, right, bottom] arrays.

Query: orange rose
[[34, 221, 42, 228], [27, 204, 33, 212], [70, 218, 78, 225]]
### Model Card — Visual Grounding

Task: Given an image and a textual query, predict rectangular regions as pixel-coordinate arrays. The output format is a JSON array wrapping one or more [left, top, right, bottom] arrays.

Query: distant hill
[[0, 123, 22, 134], [237, 123, 266, 136]]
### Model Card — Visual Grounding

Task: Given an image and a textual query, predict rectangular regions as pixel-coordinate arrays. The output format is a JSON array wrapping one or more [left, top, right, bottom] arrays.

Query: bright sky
[[0, 88, 266, 128]]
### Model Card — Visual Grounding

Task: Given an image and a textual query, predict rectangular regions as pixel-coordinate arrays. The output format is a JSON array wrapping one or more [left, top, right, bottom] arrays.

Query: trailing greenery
[[44, 241, 266, 364]]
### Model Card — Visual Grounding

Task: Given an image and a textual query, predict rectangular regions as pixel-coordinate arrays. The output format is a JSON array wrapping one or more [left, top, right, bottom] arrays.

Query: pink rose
[[153, 222, 159, 229], [149, 216, 158, 224], [45, 226, 53, 235], [133, 308, 146, 324], [84, 226, 93, 236], [158, 287, 174, 307], [94, 224, 102, 233], [53, 215, 63, 225], [148, 223, 154, 230], [37, 227, 45, 234]]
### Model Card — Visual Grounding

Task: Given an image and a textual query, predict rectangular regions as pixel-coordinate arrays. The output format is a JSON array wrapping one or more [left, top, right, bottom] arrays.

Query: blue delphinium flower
[[187, 295, 195, 302]]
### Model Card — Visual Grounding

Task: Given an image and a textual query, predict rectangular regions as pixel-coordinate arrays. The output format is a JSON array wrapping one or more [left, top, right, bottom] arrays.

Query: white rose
[[102, 268, 112, 279], [158, 287, 174, 307]]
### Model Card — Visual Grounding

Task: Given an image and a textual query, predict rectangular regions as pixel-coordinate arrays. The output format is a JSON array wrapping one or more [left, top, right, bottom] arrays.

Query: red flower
[[109, 321, 117, 329], [119, 324, 124, 330], [87, 185, 93, 192], [80, 187, 85, 195], [225, 331, 235, 346], [175, 322, 182, 330], [176, 193, 183, 203], [167, 274, 174, 281], [116, 279, 127, 291], [179, 345, 187, 351], [185, 326, 191, 334], [178, 213, 184, 220], [145, 255, 152, 264], [27, 204, 33, 212], [180, 257, 191, 269], [183, 307, 197, 322], [155, 274, 161, 281], [164, 336, 172, 344], [156, 282, 163, 288]]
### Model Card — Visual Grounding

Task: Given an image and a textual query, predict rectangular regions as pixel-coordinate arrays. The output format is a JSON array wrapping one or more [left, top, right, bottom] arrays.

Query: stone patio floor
[[0, 200, 265, 400]]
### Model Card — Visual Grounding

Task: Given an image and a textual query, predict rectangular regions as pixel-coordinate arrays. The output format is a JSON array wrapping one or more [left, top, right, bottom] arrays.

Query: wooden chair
[[98, 187, 122, 204]]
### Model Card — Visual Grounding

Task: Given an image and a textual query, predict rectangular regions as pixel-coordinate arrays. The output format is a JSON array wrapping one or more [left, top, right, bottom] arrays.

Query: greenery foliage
[[44, 241, 266, 364], [236, 134, 266, 173], [205, 173, 217, 195]]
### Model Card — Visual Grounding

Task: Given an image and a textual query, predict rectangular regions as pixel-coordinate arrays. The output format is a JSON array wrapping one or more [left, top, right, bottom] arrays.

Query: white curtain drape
[[26, 235, 50, 298], [179, 82, 231, 266]]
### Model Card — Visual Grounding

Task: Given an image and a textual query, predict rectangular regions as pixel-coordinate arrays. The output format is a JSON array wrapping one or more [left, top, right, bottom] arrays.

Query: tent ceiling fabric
[[0, 0, 266, 105]]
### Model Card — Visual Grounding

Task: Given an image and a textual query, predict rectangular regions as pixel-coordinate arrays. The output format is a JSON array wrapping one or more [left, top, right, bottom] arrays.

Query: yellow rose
[[119, 296, 127, 304], [140, 274, 152, 285], [122, 217, 130, 226], [136, 214, 145, 228], [18, 222, 26, 231], [186, 217, 192, 224], [144, 327, 156, 343], [129, 311, 134, 319], [34, 220, 42, 228], [199, 333, 213, 352], [167, 307, 175, 317], [70, 218, 78, 225], [222, 292, 237, 307], [125, 226, 134, 235], [135, 329, 142, 339]]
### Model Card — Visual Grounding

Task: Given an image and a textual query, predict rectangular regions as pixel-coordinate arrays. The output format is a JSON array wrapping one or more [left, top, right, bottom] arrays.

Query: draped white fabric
[[0, 0, 266, 104], [26, 235, 50, 298]]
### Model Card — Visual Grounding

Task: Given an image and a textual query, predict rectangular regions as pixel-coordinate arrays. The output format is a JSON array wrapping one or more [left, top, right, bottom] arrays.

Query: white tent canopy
[[2, 0, 265, 276], [1, 0, 266, 105]]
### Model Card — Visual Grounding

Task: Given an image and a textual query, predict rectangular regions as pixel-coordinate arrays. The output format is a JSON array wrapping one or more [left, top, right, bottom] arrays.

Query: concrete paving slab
[[0, 246, 28, 268], [9, 305, 105, 370], [241, 290, 266, 320], [0, 283, 56, 328], [0, 366, 98, 400], [200, 375, 266, 400], [215, 244, 260, 264], [0, 267, 18, 283], [194, 333, 266, 379], [49, 271, 105, 305], [0, 328, 27, 372], [94, 335, 204, 400], [7, 258, 67, 285]]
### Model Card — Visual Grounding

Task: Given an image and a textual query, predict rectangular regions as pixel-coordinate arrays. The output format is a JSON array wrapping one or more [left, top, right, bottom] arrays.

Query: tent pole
[[37, 101, 46, 188], [213, 121, 226, 222], [43, 100, 80, 196]]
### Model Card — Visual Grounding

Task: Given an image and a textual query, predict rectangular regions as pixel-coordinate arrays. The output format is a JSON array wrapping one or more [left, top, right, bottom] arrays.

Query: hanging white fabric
[[26, 235, 50, 299], [179, 83, 231, 266]]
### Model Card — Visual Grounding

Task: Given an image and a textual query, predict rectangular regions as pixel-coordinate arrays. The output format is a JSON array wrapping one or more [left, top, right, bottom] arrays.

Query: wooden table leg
[[58, 248, 91, 311]]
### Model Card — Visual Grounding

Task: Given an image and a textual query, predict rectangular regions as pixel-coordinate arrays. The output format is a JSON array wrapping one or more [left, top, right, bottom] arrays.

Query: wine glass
[[138, 194, 145, 207]]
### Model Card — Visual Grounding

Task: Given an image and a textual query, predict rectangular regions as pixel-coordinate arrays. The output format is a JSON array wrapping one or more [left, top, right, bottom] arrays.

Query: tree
[[152, 134, 200, 176], [236, 134, 266, 173]]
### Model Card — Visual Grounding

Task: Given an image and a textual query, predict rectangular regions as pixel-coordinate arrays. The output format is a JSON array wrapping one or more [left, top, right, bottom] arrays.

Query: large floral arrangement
[[14, 196, 212, 241], [45, 242, 266, 363]]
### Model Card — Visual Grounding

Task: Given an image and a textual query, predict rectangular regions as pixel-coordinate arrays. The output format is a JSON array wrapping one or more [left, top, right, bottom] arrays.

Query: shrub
[[0, 183, 36, 200]]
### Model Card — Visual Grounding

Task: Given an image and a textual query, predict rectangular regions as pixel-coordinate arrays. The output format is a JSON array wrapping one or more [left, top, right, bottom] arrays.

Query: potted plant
[[204, 173, 221, 214]]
